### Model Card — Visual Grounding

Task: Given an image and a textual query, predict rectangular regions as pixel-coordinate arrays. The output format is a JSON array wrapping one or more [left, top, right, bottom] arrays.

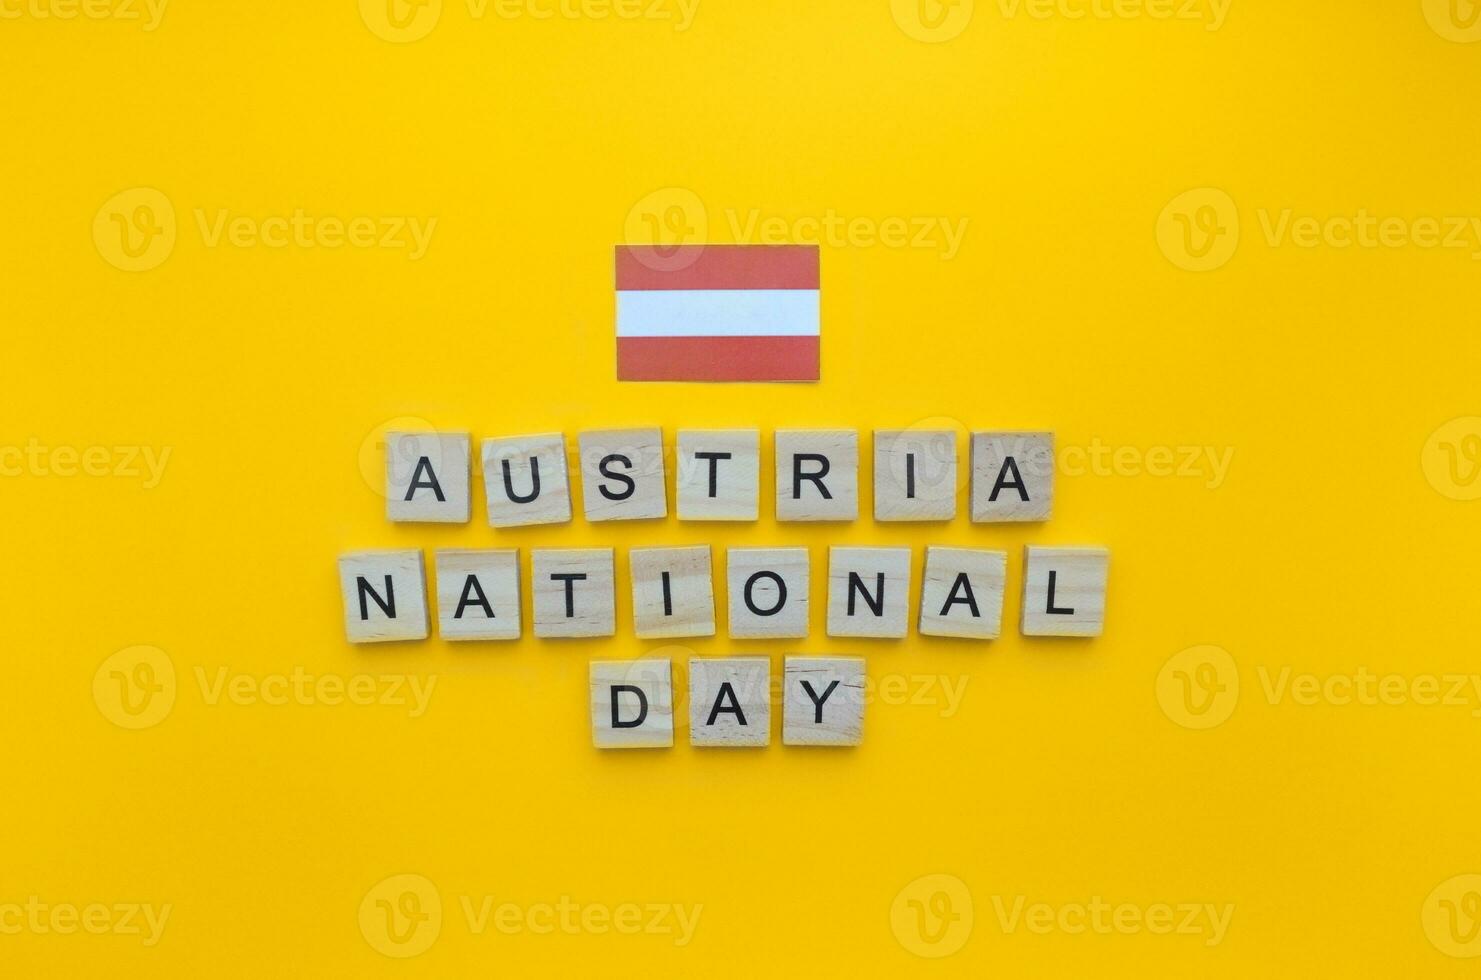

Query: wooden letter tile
[[591, 659, 673, 749], [1021, 546, 1109, 637], [338, 550, 429, 643], [783, 656, 864, 746], [386, 431, 471, 523], [873, 429, 957, 522], [676, 429, 760, 521], [970, 431, 1054, 522], [578, 428, 667, 522], [481, 432, 572, 527], [629, 545, 715, 639], [688, 657, 771, 747], [774, 429, 858, 521], [826, 546, 912, 638], [434, 548, 521, 641], [726, 547, 809, 639], [532, 548, 616, 638], [918, 546, 1006, 639]]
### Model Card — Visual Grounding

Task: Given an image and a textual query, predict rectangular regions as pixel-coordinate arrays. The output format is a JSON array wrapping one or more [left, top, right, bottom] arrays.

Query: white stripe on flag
[[616, 289, 820, 338]]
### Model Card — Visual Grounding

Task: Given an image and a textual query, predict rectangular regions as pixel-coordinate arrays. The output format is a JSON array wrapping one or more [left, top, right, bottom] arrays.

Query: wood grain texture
[[338, 550, 428, 644], [434, 548, 520, 641], [970, 431, 1054, 523], [873, 429, 957, 522], [481, 432, 573, 527], [578, 428, 668, 522], [774, 429, 858, 522], [532, 548, 616, 638], [826, 546, 912, 638], [725, 547, 810, 639], [1021, 545, 1109, 637], [676, 429, 760, 521], [590, 658, 673, 749], [918, 546, 1006, 639], [629, 545, 715, 639], [386, 431, 471, 523], [782, 656, 864, 746], [688, 657, 771, 747]]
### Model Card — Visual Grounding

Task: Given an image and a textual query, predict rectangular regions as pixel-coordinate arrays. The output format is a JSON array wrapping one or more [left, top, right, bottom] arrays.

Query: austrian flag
[[615, 244, 820, 382]]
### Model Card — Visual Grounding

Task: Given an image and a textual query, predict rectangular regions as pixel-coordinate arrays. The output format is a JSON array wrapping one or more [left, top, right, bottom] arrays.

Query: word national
[[337, 426, 1112, 748]]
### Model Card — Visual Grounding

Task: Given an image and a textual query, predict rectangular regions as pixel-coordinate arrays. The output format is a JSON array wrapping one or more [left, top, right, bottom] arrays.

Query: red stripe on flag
[[617, 336, 820, 382], [615, 245, 819, 291]]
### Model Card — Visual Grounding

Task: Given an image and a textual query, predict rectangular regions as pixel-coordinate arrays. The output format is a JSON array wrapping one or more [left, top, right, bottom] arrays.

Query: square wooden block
[[689, 657, 771, 747], [338, 550, 428, 644], [481, 432, 572, 527], [783, 657, 864, 746], [918, 546, 1006, 639], [629, 545, 715, 639], [434, 549, 520, 641], [726, 547, 809, 639], [676, 429, 760, 521], [386, 431, 471, 523], [775, 429, 858, 522], [532, 548, 616, 638], [971, 431, 1054, 522], [578, 428, 667, 521], [873, 429, 957, 522], [591, 659, 673, 749], [827, 546, 912, 638], [1021, 546, 1109, 637]]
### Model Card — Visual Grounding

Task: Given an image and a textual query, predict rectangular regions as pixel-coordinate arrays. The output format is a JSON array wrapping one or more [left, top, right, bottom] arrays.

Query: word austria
[[379, 427, 1060, 525]]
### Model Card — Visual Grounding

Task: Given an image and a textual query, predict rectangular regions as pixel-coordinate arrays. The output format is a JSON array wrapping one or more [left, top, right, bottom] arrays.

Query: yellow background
[[5, 0, 1481, 975]]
